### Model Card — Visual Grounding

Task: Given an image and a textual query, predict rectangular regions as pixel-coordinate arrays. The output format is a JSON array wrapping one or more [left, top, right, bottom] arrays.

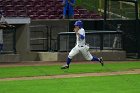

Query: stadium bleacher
[[0, 0, 102, 19]]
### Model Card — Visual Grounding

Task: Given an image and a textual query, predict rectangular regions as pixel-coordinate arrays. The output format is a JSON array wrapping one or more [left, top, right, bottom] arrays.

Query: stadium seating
[[0, 0, 102, 19]]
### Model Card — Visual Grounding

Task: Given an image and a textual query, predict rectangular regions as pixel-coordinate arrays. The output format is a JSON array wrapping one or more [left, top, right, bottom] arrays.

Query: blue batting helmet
[[74, 20, 83, 28]]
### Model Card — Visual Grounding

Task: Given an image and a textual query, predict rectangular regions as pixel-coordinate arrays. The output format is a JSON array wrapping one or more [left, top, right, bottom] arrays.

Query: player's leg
[[80, 47, 104, 66], [68, 9, 74, 19], [63, 9, 67, 19], [68, 13, 74, 19], [61, 46, 79, 69], [91, 56, 104, 66]]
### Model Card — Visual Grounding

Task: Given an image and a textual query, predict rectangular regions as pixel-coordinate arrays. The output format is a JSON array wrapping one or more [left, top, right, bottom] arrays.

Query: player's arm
[[76, 32, 84, 39], [74, 28, 85, 40]]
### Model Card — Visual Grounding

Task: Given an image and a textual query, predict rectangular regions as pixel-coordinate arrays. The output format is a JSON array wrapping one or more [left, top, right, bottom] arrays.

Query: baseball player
[[61, 20, 104, 69]]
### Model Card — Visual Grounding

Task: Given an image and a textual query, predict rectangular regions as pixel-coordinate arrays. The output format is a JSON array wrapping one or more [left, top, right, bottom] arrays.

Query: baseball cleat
[[99, 57, 104, 66], [61, 64, 69, 69]]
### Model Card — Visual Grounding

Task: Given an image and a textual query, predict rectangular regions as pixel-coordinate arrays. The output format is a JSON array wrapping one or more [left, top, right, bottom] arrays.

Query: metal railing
[[57, 31, 122, 52], [1, 27, 16, 54], [30, 25, 49, 51]]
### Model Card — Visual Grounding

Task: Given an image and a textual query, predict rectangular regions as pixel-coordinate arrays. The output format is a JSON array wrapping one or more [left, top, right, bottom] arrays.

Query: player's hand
[[73, 27, 78, 32], [74, 27, 80, 36], [0, 24, 6, 28]]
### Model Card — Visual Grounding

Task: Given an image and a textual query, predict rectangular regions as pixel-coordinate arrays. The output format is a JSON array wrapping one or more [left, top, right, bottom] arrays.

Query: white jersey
[[68, 28, 93, 61], [76, 28, 85, 46]]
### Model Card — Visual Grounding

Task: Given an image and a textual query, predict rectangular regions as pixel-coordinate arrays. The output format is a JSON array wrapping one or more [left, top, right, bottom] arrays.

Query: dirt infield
[[0, 69, 139, 81]]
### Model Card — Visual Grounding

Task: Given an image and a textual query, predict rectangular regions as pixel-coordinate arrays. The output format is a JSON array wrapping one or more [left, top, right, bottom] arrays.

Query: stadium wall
[[0, 17, 30, 62], [19, 19, 127, 61], [2, 19, 139, 62], [69, 19, 140, 54]]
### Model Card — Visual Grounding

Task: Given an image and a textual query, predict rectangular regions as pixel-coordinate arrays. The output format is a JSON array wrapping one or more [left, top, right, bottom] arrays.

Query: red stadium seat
[[74, 14, 80, 19], [29, 14, 38, 19], [35, 5, 46, 12], [48, 15, 59, 19], [5, 10, 16, 17], [34, 1, 43, 6], [47, 7, 57, 15], [80, 14, 89, 19], [25, 0, 34, 6], [4, 5, 14, 11], [57, 9, 63, 15], [14, 5, 25, 11], [27, 10, 37, 15], [56, 0, 63, 2], [74, 9, 79, 14], [57, 14, 62, 18], [17, 10, 27, 17], [38, 0, 44, 2], [37, 10, 46, 16], [0, 0, 102, 19], [38, 15, 48, 19], [55, 3, 63, 10], [3, 0, 13, 5], [90, 13, 100, 18], [78, 9, 88, 14], [13, 0, 25, 5], [0, 5, 4, 10], [26, 5, 34, 12], [46, 0, 55, 7]]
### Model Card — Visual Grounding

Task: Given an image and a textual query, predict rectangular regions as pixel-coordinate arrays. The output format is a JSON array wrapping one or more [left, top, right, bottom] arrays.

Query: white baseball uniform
[[68, 28, 93, 60]]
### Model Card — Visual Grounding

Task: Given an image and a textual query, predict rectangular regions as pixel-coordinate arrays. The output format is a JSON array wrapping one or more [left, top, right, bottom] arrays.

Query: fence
[[30, 25, 49, 51], [57, 31, 122, 52], [1, 27, 16, 54], [30, 24, 68, 52], [99, 0, 139, 19]]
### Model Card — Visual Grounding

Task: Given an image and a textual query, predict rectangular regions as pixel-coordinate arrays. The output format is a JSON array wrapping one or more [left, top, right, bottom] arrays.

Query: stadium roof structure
[[109, 0, 138, 3], [103, 0, 138, 29], [5, 17, 30, 24]]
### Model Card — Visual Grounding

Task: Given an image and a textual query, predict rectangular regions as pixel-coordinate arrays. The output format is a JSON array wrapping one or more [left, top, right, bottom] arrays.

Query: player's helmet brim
[[74, 20, 83, 28]]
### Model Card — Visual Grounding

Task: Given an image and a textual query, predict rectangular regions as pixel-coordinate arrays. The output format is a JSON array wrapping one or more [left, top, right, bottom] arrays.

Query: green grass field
[[0, 62, 140, 78], [0, 62, 140, 93], [0, 74, 139, 93]]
